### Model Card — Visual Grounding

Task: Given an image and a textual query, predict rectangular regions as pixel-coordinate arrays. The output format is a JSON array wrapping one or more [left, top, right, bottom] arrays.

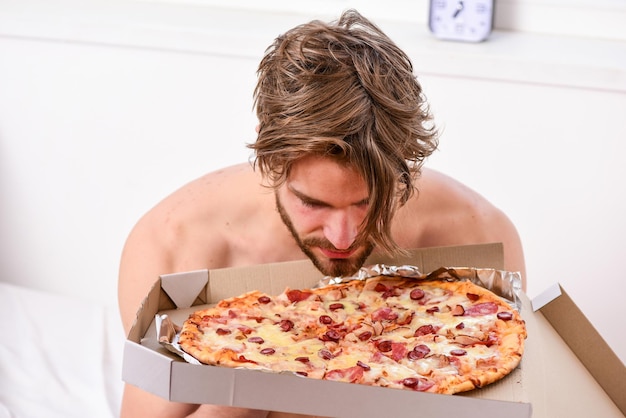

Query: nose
[[323, 209, 359, 250]]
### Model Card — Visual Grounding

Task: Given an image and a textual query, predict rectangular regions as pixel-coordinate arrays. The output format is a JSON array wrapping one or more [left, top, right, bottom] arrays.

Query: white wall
[[0, 36, 258, 305], [1, 1, 625, 363]]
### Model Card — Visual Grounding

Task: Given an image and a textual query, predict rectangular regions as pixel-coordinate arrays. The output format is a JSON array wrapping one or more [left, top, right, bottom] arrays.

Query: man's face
[[275, 155, 374, 277]]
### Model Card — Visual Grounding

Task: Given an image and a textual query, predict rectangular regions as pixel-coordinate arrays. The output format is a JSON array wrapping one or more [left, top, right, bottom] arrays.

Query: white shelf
[[0, 0, 624, 93]]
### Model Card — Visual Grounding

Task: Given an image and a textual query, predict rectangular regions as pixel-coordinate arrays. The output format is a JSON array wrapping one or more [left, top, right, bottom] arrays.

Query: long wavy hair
[[249, 9, 439, 254]]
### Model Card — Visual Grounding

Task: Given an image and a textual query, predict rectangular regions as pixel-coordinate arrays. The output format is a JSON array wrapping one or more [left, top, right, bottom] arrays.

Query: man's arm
[[117, 211, 272, 418], [117, 215, 200, 417], [118, 213, 173, 332], [120, 385, 199, 418]]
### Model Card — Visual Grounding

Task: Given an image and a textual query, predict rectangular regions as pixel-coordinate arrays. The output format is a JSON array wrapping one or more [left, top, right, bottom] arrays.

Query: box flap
[[530, 283, 561, 311], [127, 276, 165, 343], [122, 340, 173, 400], [532, 283, 626, 415], [161, 269, 208, 308], [207, 259, 322, 303]]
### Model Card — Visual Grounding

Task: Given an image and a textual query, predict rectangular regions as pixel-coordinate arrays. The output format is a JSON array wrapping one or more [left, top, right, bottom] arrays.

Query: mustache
[[301, 237, 360, 252]]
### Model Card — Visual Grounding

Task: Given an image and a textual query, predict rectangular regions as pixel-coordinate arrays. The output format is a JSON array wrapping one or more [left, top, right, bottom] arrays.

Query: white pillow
[[0, 283, 124, 418]]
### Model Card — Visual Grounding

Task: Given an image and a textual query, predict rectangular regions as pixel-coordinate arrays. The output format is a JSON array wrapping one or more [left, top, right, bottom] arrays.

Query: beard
[[275, 194, 374, 277]]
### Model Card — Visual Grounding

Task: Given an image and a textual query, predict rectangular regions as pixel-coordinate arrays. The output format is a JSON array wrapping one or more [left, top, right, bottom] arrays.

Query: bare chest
[[176, 212, 306, 273]]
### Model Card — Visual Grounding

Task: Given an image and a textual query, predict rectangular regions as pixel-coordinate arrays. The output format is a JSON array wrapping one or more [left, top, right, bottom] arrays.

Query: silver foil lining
[[320, 264, 523, 312], [156, 314, 201, 364]]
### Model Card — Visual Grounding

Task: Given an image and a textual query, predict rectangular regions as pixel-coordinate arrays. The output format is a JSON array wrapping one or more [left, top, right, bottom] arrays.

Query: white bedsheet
[[0, 282, 124, 418]]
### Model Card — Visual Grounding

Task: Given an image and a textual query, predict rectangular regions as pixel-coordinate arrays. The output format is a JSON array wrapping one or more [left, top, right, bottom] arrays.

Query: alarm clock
[[428, 0, 495, 42]]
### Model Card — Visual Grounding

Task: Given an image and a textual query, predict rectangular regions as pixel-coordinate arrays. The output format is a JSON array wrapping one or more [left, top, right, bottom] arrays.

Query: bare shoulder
[[117, 163, 265, 331], [394, 168, 526, 286], [123, 163, 261, 267], [136, 163, 263, 252], [410, 168, 513, 236]]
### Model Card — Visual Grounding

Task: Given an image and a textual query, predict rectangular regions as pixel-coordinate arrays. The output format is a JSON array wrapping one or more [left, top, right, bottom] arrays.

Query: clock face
[[429, 0, 494, 42]]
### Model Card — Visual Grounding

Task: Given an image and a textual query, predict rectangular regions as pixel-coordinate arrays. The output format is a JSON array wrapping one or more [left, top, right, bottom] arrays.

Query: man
[[118, 9, 525, 418]]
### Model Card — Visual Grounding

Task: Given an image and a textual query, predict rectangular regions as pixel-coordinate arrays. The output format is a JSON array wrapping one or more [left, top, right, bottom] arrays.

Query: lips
[[319, 248, 355, 259]]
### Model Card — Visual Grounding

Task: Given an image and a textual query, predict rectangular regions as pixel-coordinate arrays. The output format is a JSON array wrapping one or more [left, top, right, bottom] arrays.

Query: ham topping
[[371, 307, 399, 321], [451, 305, 465, 316], [464, 302, 498, 316], [325, 366, 364, 383]]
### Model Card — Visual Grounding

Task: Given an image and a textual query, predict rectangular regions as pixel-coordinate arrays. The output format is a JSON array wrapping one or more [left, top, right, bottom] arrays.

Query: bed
[[0, 282, 124, 418]]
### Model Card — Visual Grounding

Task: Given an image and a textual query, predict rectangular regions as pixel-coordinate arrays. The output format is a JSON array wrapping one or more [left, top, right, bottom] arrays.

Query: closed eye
[[288, 184, 369, 209], [299, 196, 329, 209]]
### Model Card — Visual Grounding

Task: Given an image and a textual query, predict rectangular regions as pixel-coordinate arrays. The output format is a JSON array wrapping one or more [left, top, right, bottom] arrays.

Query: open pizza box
[[122, 243, 625, 417]]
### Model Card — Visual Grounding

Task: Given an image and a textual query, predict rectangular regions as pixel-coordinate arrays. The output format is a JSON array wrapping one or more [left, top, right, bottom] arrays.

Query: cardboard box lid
[[532, 283, 626, 416]]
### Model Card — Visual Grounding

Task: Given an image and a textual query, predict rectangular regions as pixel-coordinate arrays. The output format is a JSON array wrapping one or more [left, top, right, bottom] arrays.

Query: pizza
[[177, 275, 526, 394]]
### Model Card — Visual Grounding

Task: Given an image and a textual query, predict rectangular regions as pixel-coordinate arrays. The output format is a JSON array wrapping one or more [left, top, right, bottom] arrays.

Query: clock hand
[[452, 0, 465, 18]]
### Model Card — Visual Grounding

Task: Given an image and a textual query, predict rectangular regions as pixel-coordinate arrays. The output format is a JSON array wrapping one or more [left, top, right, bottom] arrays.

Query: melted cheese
[[188, 278, 521, 392]]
